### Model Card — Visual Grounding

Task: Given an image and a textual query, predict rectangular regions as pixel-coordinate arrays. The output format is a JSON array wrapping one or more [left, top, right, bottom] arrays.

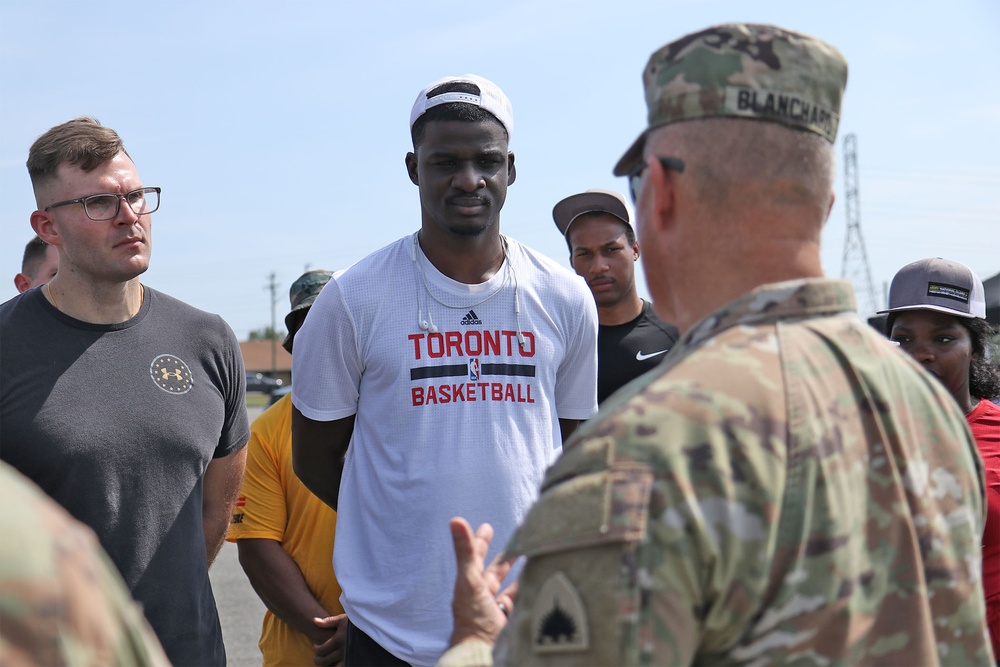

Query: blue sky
[[2, 0, 997, 338]]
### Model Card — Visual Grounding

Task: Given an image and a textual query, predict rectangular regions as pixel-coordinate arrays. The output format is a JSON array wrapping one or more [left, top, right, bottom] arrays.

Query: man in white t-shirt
[[291, 74, 598, 667]]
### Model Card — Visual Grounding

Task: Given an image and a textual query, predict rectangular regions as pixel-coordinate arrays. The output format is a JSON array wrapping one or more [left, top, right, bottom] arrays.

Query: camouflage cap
[[613, 23, 848, 176], [283, 269, 333, 352]]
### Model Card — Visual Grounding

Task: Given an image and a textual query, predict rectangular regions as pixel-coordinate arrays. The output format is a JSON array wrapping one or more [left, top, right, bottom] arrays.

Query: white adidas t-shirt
[[293, 233, 598, 666]]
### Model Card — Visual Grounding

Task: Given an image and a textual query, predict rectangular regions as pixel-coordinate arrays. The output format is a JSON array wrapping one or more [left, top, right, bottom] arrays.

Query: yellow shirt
[[228, 394, 342, 666]]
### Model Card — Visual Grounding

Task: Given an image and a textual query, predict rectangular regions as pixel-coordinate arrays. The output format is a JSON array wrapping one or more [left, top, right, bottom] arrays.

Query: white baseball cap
[[409, 74, 513, 139]]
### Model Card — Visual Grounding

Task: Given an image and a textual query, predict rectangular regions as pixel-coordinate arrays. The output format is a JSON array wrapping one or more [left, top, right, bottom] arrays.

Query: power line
[[266, 271, 279, 375]]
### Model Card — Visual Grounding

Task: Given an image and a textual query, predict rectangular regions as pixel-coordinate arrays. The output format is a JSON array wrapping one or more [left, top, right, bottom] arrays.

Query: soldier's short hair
[[21, 235, 50, 274]]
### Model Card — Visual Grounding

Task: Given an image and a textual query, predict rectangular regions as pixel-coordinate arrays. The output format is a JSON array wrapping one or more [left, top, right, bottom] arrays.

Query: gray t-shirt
[[1, 286, 250, 666]]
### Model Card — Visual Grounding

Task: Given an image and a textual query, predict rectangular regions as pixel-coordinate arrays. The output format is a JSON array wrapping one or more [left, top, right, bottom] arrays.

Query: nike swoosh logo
[[635, 349, 668, 361]]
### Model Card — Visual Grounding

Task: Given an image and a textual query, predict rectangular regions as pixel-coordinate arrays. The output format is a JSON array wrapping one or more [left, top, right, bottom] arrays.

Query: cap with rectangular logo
[[878, 257, 986, 319]]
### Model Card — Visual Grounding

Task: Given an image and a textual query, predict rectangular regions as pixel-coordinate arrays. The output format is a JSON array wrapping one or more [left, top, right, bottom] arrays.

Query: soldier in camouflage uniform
[[0, 462, 170, 667], [438, 23, 994, 666]]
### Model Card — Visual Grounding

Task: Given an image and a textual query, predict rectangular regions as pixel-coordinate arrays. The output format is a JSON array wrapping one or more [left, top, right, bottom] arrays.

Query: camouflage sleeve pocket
[[495, 441, 653, 665], [504, 459, 653, 560]]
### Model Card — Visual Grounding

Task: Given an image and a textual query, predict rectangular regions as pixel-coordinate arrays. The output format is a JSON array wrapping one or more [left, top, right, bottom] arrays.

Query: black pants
[[345, 620, 410, 667]]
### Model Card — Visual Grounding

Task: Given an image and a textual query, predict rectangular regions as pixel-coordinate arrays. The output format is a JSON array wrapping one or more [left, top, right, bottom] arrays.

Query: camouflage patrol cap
[[613, 23, 849, 176], [283, 269, 333, 352]]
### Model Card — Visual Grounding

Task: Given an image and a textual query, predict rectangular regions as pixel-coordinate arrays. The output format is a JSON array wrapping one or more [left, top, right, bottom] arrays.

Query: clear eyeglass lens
[[83, 188, 159, 220], [132, 188, 159, 215], [125, 188, 153, 215], [84, 194, 120, 220]]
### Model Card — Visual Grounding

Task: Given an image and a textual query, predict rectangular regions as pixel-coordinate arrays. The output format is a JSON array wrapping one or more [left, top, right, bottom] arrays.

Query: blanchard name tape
[[726, 86, 838, 141]]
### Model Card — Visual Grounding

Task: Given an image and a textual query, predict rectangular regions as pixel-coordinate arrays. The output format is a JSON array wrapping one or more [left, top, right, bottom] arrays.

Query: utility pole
[[266, 272, 279, 376], [840, 133, 878, 318]]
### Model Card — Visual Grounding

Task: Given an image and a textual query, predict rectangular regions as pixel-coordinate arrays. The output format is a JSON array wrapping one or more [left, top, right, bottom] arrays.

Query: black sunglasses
[[627, 157, 685, 203]]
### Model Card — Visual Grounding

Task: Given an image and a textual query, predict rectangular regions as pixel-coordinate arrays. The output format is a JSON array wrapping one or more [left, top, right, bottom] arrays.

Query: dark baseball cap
[[552, 189, 632, 237], [878, 258, 986, 319]]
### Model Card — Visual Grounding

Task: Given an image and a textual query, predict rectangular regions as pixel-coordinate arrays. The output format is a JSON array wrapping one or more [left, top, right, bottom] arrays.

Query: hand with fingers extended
[[312, 613, 347, 667], [448, 517, 519, 648]]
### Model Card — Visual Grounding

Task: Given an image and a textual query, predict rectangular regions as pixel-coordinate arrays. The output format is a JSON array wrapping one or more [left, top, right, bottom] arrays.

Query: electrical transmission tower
[[840, 133, 878, 318]]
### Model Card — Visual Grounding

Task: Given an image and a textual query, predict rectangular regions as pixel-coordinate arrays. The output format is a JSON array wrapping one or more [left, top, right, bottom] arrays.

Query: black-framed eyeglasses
[[44, 187, 161, 221], [627, 157, 685, 203]]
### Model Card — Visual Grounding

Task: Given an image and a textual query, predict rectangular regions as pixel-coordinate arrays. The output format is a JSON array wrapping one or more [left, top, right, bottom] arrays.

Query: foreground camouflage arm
[[0, 462, 171, 667]]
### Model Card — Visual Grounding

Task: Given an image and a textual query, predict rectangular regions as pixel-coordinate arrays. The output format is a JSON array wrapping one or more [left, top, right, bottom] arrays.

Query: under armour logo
[[149, 354, 193, 394], [160, 368, 184, 381]]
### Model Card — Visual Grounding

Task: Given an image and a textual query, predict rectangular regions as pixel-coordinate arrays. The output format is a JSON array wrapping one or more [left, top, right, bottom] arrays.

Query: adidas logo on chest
[[460, 310, 483, 326]]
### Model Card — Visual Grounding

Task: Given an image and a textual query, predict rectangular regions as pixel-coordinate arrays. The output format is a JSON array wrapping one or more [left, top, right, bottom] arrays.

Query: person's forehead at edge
[[613, 22, 849, 177]]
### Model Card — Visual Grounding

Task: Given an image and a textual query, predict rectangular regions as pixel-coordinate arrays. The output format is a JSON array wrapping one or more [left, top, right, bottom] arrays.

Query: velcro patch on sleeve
[[505, 461, 653, 560], [498, 457, 653, 664]]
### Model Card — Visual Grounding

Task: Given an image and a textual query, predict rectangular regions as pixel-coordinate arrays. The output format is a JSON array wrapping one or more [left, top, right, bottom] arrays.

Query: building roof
[[239, 339, 291, 374]]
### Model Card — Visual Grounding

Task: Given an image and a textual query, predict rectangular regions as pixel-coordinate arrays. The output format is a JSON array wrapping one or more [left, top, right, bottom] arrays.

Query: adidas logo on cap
[[460, 310, 482, 325]]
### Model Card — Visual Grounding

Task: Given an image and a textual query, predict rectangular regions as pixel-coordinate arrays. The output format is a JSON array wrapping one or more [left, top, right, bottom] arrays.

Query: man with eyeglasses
[[438, 24, 992, 666], [552, 189, 678, 405], [0, 117, 250, 667]]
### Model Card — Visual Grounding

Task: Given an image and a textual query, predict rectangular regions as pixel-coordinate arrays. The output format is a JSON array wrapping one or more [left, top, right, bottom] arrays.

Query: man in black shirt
[[553, 189, 679, 404]]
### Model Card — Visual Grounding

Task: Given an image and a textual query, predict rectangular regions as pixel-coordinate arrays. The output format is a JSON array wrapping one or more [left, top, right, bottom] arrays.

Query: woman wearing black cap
[[882, 257, 1000, 661]]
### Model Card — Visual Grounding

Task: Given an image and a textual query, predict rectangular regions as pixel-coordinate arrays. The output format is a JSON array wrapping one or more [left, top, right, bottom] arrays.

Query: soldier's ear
[[647, 156, 677, 235]]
